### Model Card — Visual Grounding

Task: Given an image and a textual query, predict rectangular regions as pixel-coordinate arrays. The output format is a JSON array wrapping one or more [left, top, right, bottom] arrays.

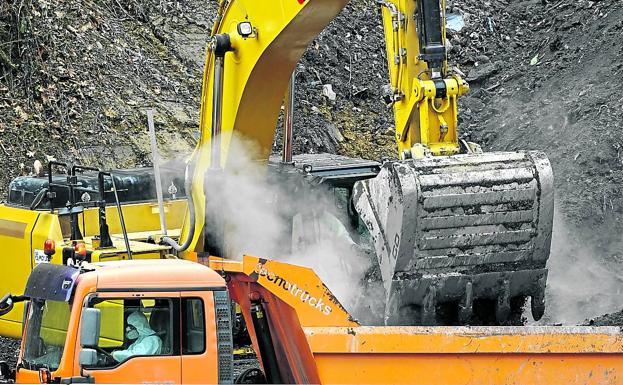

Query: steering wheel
[[94, 346, 116, 366]]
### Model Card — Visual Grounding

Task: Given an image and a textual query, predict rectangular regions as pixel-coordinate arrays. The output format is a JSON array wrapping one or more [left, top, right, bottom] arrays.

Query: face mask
[[126, 327, 139, 340]]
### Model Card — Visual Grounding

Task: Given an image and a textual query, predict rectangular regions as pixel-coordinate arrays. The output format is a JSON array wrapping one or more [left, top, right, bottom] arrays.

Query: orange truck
[[0, 257, 621, 384]]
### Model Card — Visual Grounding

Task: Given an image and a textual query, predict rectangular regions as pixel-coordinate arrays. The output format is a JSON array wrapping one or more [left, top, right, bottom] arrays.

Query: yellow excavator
[[173, 0, 554, 326], [0, 0, 553, 335]]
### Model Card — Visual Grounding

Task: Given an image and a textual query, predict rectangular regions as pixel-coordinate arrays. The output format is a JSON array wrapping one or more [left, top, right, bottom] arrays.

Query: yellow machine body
[[178, 0, 554, 327], [0, 200, 188, 338]]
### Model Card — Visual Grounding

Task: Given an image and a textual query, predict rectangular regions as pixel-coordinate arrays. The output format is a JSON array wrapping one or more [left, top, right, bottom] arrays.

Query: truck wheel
[[235, 368, 266, 384]]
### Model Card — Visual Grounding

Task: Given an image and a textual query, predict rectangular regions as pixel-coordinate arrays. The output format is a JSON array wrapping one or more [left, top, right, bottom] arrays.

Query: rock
[[466, 62, 498, 83], [327, 123, 344, 143], [462, 96, 486, 113], [322, 84, 337, 101], [475, 54, 490, 63]]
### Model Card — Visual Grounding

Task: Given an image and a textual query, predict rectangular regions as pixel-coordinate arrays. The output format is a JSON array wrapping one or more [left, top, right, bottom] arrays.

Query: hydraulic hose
[[29, 188, 48, 210], [161, 159, 196, 252]]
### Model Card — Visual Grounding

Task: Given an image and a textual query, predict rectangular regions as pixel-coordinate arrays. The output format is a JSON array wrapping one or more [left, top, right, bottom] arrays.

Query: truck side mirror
[[79, 349, 98, 367], [0, 293, 14, 316], [80, 308, 101, 348]]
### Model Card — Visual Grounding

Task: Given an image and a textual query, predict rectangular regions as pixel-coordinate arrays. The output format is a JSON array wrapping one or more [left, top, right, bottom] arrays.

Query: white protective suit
[[112, 311, 162, 363]]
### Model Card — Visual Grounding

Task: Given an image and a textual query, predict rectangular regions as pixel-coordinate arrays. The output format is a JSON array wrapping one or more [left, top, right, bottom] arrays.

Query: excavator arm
[[379, 0, 469, 157]]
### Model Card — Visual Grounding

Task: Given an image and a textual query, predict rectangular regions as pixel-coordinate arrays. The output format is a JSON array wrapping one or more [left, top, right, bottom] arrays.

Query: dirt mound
[[456, 0, 623, 249], [586, 309, 623, 326]]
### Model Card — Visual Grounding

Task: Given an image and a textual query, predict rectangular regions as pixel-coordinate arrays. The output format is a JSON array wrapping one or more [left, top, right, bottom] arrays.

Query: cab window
[[86, 298, 177, 368], [182, 298, 205, 355], [22, 299, 71, 371]]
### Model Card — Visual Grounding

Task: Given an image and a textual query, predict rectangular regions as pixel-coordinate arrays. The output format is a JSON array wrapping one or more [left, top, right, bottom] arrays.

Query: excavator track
[[353, 151, 554, 325]]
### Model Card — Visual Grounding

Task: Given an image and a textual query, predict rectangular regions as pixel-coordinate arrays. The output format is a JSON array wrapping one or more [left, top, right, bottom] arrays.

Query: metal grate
[[214, 290, 233, 384]]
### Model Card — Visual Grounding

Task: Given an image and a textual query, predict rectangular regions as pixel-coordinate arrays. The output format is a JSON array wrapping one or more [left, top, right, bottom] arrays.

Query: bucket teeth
[[458, 281, 474, 324], [421, 285, 438, 326], [530, 274, 547, 321], [495, 279, 511, 324], [354, 151, 554, 325]]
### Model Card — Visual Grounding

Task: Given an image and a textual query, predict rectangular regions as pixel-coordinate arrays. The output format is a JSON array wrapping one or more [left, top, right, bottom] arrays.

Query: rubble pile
[[0, 0, 209, 190], [588, 309, 623, 326]]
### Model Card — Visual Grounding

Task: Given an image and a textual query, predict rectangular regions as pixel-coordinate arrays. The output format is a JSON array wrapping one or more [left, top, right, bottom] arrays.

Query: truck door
[[180, 291, 217, 384], [77, 292, 182, 383]]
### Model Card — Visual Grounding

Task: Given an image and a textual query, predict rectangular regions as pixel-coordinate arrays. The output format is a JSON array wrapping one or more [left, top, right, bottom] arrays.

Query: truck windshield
[[22, 299, 71, 371]]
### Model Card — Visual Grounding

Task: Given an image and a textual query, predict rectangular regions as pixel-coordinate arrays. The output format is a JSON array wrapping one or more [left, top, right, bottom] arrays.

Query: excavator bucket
[[353, 151, 554, 325]]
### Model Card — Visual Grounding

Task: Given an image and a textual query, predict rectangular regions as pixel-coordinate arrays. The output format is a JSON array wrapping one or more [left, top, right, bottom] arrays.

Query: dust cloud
[[208, 136, 375, 315], [540, 205, 623, 325]]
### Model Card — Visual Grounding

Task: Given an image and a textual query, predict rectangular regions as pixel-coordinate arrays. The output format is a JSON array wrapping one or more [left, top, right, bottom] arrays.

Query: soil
[[0, 337, 19, 369], [1, 0, 622, 361], [0, 0, 213, 190], [586, 309, 623, 326]]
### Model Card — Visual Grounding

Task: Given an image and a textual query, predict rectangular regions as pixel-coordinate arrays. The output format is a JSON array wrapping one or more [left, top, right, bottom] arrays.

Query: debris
[[487, 17, 495, 33], [322, 84, 337, 101], [466, 62, 498, 83], [587, 309, 623, 326], [447, 12, 465, 32], [33, 160, 44, 176], [476, 54, 491, 63]]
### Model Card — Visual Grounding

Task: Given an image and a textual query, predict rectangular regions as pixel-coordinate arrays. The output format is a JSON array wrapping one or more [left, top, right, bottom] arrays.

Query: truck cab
[[4, 260, 233, 384]]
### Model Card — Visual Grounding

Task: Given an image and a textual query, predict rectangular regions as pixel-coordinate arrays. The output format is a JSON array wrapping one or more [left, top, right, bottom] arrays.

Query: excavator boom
[[180, 0, 349, 254]]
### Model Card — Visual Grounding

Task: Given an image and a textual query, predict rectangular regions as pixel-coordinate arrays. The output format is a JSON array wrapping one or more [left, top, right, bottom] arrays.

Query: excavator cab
[[266, 154, 380, 258]]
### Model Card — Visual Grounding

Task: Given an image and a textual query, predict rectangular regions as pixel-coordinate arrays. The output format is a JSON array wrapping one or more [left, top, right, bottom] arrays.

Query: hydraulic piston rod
[[282, 72, 295, 164], [204, 34, 233, 256]]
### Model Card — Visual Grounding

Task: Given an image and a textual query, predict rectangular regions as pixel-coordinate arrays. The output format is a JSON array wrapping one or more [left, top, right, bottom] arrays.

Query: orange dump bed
[[305, 326, 623, 384], [213, 256, 623, 385]]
